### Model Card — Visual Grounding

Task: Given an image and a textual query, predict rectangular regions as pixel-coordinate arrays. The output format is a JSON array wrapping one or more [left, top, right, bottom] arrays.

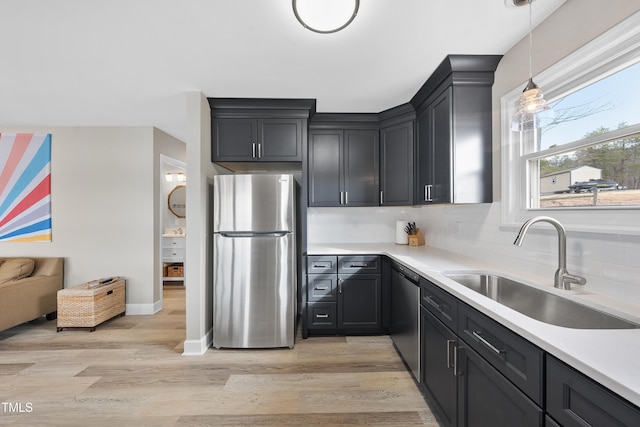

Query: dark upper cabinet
[[411, 55, 502, 205], [208, 98, 316, 164], [213, 117, 302, 162], [213, 118, 257, 160], [308, 129, 343, 206], [379, 104, 415, 206], [308, 114, 379, 207], [416, 88, 452, 204], [343, 129, 380, 206]]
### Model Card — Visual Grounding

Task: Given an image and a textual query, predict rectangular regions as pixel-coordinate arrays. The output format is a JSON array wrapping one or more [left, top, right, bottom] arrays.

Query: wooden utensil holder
[[408, 228, 425, 246]]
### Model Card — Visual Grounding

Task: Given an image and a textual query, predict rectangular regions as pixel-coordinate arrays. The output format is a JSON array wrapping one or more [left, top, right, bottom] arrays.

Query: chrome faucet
[[514, 216, 586, 290]]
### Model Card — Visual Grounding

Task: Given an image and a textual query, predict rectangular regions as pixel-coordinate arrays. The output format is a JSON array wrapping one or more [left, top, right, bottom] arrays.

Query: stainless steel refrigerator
[[212, 174, 296, 349]]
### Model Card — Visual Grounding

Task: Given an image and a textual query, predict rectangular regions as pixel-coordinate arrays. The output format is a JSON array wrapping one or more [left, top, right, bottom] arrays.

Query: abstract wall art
[[0, 133, 52, 242]]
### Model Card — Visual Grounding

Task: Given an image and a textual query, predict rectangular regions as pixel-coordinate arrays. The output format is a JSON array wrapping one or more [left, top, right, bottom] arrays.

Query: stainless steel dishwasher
[[390, 261, 421, 382]]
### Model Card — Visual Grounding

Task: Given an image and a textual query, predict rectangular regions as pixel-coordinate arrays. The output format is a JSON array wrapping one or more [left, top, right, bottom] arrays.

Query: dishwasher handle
[[392, 263, 420, 284]]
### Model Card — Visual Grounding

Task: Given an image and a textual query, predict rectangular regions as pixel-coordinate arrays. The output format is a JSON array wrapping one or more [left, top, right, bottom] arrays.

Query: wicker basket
[[166, 264, 183, 277], [57, 278, 125, 332]]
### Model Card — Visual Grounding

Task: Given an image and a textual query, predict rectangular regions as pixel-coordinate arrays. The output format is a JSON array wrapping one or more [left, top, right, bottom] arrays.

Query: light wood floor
[[0, 286, 437, 426]]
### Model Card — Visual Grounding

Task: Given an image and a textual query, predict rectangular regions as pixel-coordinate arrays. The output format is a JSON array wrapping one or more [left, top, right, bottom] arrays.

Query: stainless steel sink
[[445, 272, 638, 329]]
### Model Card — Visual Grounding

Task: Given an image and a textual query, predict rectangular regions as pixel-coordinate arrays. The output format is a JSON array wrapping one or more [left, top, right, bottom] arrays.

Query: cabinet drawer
[[307, 256, 337, 274], [307, 302, 337, 329], [420, 278, 457, 331], [162, 247, 185, 260], [162, 238, 185, 249], [546, 355, 640, 427], [307, 274, 337, 302], [338, 255, 381, 274], [458, 302, 543, 406]]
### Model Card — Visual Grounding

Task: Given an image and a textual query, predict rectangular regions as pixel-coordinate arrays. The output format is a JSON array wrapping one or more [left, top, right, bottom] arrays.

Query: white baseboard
[[125, 302, 160, 315], [182, 328, 212, 356]]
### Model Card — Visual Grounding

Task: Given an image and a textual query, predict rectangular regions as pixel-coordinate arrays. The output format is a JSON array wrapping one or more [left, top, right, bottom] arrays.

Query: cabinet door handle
[[338, 278, 342, 294], [345, 191, 348, 205], [424, 184, 433, 202], [252, 142, 257, 159], [350, 263, 368, 268], [258, 143, 262, 159], [314, 286, 328, 291], [340, 191, 344, 205], [313, 263, 329, 268], [472, 331, 505, 356], [423, 295, 446, 312], [380, 191, 384, 205], [446, 339, 455, 369], [316, 313, 329, 318], [453, 345, 460, 376]]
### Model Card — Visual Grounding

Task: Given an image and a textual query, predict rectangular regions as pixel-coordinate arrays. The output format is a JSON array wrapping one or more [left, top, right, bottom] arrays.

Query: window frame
[[501, 11, 640, 235]]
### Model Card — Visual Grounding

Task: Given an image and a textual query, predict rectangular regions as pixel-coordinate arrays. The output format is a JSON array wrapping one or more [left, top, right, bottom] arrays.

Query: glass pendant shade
[[510, 78, 554, 131], [510, 0, 553, 132]]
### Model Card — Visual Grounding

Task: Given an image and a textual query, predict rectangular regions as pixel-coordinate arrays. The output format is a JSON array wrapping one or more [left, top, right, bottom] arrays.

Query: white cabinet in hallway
[[162, 237, 184, 284]]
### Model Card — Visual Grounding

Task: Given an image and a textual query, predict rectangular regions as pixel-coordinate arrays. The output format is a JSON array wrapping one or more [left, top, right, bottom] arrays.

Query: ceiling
[[0, 0, 565, 143]]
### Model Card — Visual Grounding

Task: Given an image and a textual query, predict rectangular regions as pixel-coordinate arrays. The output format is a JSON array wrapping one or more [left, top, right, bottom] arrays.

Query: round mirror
[[168, 185, 186, 218]]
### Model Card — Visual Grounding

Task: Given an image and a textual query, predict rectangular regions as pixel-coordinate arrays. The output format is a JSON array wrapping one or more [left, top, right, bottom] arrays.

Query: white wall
[[0, 126, 185, 314], [308, 1, 640, 306], [184, 92, 227, 355]]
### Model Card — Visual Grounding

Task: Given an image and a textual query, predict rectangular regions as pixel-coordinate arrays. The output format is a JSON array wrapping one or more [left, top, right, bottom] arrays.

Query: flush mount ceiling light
[[292, 0, 359, 34], [510, 0, 554, 132]]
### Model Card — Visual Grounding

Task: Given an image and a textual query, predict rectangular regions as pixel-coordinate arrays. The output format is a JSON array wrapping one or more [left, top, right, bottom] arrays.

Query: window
[[529, 62, 640, 209], [501, 11, 640, 232]]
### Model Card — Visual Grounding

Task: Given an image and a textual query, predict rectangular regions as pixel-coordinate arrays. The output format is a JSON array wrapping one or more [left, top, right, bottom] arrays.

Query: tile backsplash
[[307, 203, 640, 306]]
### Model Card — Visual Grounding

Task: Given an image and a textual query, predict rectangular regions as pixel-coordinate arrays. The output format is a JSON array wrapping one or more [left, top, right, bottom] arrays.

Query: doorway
[[160, 156, 186, 292]]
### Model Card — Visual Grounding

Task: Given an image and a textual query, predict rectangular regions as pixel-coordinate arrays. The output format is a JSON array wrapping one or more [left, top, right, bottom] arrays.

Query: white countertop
[[308, 242, 640, 407]]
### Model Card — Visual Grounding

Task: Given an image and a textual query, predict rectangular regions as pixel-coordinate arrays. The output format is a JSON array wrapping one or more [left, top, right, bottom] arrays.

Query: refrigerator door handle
[[219, 231, 288, 238]]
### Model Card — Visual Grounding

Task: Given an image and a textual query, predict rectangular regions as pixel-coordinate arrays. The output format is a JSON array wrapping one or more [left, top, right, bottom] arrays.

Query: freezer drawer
[[213, 232, 296, 348]]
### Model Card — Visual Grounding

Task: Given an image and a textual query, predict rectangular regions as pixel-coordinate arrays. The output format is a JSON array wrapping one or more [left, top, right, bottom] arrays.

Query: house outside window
[[501, 11, 640, 233]]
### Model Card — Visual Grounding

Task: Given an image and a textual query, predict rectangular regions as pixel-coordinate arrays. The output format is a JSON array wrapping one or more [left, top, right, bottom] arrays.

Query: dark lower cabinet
[[337, 274, 381, 331], [457, 344, 543, 427], [546, 355, 640, 427], [307, 302, 336, 329], [418, 277, 640, 427], [420, 277, 543, 427], [421, 305, 458, 427], [306, 255, 382, 335]]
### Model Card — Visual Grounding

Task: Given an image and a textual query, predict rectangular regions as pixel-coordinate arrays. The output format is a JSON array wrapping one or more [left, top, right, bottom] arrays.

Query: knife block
[[408, 228, 425, 246]]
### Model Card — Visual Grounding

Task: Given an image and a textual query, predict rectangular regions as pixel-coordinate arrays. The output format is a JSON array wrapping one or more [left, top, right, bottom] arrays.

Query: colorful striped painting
[[0, 133, 52, 242]]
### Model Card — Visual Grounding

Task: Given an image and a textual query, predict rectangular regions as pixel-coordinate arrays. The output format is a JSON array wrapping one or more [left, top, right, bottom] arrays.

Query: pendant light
[[292, 0, 359, 34], [510, 0, 553, 132]]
